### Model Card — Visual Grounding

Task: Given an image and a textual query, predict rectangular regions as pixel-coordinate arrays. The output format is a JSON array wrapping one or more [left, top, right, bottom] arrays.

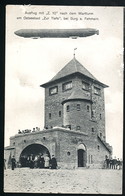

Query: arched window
[[87, 105, 89, 112], [77, 143, 86, 151], [59, 111, 61, 117], [76, 126, 81, 130], [66, 125, 71, 130], [49, 113, 51, 119], [77, 104, 80, 111], [66, 105, 70, 112], [92, 110, 95, 117]]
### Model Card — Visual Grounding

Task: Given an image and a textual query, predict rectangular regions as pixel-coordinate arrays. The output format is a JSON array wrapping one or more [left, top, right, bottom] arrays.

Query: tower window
[[77, 104, 80, 111], [100, 132, 102, 137], [87, 105, 90, 112], [97, 145, 100, 150], [49, 113, 51, 119], [91, 110, 95, 118], [82, 81, 89, 91], [49, 86, 58, 95], [94, 87, 101, 95], [100, 114, 102, 119], [62, 81, 72, 91], [92, 128, 94, 133], [59, 111, 61, 117], [66, 125, 71, 130], [76, 126, 81, 130], [66, 105, 70, 112]]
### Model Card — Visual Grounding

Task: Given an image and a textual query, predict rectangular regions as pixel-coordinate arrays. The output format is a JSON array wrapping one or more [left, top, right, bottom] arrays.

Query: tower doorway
[[19, 143, 50, 167], [77, 144, 86, 167]]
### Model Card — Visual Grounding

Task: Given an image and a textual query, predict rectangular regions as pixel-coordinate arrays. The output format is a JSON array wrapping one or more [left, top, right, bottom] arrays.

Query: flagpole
[[73, 48, 77, 58]]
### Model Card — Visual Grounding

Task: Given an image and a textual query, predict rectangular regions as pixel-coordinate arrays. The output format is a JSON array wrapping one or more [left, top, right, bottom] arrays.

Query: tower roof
[[41, 57, 108, 88], [62, 87, 91, 104], [50, 57, 97, 82]]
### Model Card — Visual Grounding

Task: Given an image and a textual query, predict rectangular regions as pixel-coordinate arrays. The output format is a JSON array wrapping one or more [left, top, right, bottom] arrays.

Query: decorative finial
[[73, 48, 77, 58]]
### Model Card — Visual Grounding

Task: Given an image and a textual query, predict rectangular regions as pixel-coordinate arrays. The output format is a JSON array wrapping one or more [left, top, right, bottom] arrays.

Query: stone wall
[[63, 100, 96, 134], [44, 75, 76, 128], [5, 128, 111, 169]]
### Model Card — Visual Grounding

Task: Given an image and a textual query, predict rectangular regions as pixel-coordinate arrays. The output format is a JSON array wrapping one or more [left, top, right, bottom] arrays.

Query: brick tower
[[41, 56, 107, 141]]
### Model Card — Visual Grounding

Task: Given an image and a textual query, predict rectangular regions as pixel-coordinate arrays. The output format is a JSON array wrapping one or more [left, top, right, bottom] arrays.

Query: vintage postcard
[[4, 5, 123, 194]]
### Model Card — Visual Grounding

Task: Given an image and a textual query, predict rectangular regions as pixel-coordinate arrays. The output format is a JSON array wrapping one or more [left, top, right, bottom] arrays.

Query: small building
[[4, 56, 112, 168]]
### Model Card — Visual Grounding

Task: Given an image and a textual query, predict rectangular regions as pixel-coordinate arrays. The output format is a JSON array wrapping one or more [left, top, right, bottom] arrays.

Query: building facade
[[4, 57, 112, 169]]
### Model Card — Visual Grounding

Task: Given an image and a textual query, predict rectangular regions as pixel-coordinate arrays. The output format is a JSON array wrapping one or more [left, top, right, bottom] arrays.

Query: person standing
[[50, 155, 57, 169], [4, 159, 6, 170], [109, 158, 113, 169], [29, 154, 34, 169], [44, 154, 50, 169], [34, 155, 38, 168], [112, 157, 117, 169], [119, 159, 122, 170], [117, 158, 122, 170], [105, 157, 110, 169], [39, 154, 45, 168], [11, 155, 16, 170], [117, 158, 120, 169]]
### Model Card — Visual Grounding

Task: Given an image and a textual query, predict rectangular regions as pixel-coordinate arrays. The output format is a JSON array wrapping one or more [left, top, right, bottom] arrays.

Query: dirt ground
[[4, 168, 122, 194]]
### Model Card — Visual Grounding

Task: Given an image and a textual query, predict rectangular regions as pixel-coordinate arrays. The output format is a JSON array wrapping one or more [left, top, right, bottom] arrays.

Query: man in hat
[[11, 155, 16, 170], [50, 155, 57, 169], [39, 154, 45, 168]]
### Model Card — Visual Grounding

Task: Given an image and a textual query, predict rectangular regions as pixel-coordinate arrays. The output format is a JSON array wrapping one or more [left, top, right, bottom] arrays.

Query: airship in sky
[[14, 28, 99, 39]]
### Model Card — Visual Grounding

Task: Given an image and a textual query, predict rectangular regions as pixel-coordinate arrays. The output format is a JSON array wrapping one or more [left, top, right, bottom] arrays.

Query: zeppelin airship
[[14, 28, 99, 39]]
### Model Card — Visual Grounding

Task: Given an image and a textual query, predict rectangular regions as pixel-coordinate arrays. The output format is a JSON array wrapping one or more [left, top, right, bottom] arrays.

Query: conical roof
[[62, 87, 91, 104], [41, 57, 108, 88]]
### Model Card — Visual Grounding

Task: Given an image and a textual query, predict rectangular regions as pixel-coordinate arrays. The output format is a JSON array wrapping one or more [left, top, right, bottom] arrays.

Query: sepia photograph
[[4, 5, 123, 194]]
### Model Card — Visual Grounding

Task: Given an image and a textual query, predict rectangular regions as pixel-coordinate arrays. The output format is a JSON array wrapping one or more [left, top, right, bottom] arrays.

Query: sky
[[5, 5, 123, 159]]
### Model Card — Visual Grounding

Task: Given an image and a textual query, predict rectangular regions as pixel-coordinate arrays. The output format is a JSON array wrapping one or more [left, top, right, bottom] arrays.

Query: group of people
[[5, 154, 122, 171], [19, 154, 57, 169], [18, 127, 40, 134], [104, 157, 122, 169]]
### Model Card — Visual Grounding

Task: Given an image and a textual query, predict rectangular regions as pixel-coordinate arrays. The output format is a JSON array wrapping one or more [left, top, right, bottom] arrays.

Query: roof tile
[[49, 57, 97, 82]]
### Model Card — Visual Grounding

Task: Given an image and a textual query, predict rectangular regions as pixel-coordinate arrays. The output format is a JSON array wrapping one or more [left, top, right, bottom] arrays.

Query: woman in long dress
[[44, 154, 50, 169]]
